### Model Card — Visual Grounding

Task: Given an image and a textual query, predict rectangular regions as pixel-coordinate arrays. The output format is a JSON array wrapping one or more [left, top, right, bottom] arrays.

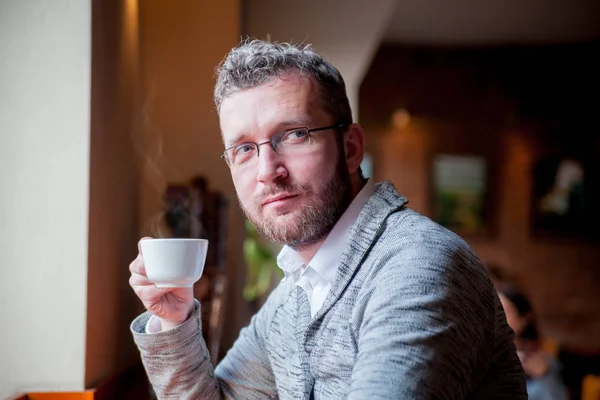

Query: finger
[[129, 271, 177, 294], [132, 282, 166, 304], [129, 253, 147, 276], [129, 271, 154, 288], [138, 236, 153, 255]]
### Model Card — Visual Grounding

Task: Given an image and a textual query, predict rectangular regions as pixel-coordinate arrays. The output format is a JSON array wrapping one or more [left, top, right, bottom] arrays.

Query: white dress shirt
[[276, 179, 375, 317]]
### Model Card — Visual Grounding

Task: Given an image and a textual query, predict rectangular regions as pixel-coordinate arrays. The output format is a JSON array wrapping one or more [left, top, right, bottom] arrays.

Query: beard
[[240, 157, 352, 251]]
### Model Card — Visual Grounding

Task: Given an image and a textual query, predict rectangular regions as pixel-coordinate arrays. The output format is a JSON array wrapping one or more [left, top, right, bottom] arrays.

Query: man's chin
[[262, 207, 299, 220], [256, 214, 304, 241]]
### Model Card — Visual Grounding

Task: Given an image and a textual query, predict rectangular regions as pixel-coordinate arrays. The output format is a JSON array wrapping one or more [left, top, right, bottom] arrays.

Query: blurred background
[[1, 0, 599, 399]]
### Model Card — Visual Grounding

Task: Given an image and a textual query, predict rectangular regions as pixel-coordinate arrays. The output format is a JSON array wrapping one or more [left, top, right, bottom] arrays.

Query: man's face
[[219, 71, 351, 250]]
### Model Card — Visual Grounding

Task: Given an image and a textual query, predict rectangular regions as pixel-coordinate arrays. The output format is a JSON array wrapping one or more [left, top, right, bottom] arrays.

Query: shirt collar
[[277, 178, 376, 283]]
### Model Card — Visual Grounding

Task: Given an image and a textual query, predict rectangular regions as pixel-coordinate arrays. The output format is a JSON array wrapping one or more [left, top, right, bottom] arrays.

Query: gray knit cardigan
[[131, 181, 527, 399]]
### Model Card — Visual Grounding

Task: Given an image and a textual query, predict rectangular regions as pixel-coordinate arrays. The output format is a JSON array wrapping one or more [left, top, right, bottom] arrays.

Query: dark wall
[[360, 42, 600, 350]]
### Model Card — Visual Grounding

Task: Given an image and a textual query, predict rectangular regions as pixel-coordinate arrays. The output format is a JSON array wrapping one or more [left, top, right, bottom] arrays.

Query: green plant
[[242, 219, 283, 302]]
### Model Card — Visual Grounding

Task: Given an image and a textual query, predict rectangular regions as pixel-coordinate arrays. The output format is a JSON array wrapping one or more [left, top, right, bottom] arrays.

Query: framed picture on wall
[[432, 154, 488, 235], [531, 153, 600, 239]]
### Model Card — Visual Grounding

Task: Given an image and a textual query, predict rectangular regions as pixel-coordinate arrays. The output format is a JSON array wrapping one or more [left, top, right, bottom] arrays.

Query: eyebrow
[[280, 119, 307, 127], [226, 119, 310, 148]]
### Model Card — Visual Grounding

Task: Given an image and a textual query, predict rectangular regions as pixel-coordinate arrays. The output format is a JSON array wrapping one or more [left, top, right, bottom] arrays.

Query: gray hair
[[213, 38, 353, 125]]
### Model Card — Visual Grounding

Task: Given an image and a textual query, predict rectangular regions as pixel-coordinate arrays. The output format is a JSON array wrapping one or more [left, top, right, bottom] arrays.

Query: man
[[129, 39, 527, 399]]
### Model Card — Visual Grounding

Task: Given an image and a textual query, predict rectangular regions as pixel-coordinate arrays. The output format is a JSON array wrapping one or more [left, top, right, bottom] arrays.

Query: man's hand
[[517, 350, 550, 378], [129, 237, 195, 331]]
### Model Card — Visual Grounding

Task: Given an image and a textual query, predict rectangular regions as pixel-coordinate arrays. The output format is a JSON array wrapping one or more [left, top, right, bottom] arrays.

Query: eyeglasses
[[221, 123, 347, 168]]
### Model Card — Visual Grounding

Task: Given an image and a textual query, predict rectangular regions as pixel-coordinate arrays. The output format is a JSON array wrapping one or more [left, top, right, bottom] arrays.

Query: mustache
[[255, 182, 310, 206]]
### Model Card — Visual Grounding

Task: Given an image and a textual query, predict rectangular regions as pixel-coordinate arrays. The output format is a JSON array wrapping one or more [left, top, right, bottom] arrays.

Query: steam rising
[[132, 79, 181, 238]]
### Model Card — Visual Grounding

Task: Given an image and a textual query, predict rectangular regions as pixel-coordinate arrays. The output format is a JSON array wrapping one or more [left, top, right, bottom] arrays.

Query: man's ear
[[343, 123, 365, 174]]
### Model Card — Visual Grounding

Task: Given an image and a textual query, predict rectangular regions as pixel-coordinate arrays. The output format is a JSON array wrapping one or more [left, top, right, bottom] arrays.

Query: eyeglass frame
[[220, 123, 349, 167]]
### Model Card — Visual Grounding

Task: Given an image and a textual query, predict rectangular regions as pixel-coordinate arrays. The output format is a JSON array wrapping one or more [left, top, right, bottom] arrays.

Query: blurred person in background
[[497, 284, 569, 400]]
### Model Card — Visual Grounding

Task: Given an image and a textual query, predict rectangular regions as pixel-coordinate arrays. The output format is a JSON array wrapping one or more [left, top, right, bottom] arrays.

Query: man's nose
[[256, 144, 288, 183]]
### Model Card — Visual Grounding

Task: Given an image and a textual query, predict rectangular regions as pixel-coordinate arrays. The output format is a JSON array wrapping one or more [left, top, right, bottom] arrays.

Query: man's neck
[[295, 240, 326, 265], [294, 175, 368, 264]]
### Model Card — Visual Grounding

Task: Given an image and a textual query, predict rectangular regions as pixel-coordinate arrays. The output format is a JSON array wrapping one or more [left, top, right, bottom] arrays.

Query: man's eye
[[234, 144, 255, 155], [282, 129, 308, 142]]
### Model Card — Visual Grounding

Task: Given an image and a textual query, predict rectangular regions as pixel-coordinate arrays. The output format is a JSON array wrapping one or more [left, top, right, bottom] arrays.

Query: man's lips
[[261, 194, 298, 207]]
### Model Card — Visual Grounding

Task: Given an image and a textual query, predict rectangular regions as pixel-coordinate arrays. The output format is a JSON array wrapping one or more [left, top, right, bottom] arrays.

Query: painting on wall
[[432, 154, 488, 235], [531, 153, 600, 239]]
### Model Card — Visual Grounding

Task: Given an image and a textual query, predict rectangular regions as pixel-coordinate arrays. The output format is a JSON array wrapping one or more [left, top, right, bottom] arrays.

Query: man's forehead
[[224, 71, 315, 104], [219, 73, 321, 143]]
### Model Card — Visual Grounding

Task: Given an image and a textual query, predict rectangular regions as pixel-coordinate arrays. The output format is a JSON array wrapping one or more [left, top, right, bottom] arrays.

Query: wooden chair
[[196, 270, 228, 365], [583, 374, 600, 400], [163, 175, 230, 364]]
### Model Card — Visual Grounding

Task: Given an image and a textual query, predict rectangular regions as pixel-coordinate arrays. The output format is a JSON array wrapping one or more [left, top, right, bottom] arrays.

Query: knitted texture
[[131, 181, 527, 399]]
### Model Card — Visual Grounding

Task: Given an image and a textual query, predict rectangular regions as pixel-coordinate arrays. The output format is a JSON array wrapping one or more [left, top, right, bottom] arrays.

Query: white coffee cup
[[140, 238, 209, 288]]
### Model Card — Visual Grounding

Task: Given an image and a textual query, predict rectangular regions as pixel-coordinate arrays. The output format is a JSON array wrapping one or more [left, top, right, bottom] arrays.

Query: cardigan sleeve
[[131, 294, 279, 399], [348, 239, 527, 399]]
